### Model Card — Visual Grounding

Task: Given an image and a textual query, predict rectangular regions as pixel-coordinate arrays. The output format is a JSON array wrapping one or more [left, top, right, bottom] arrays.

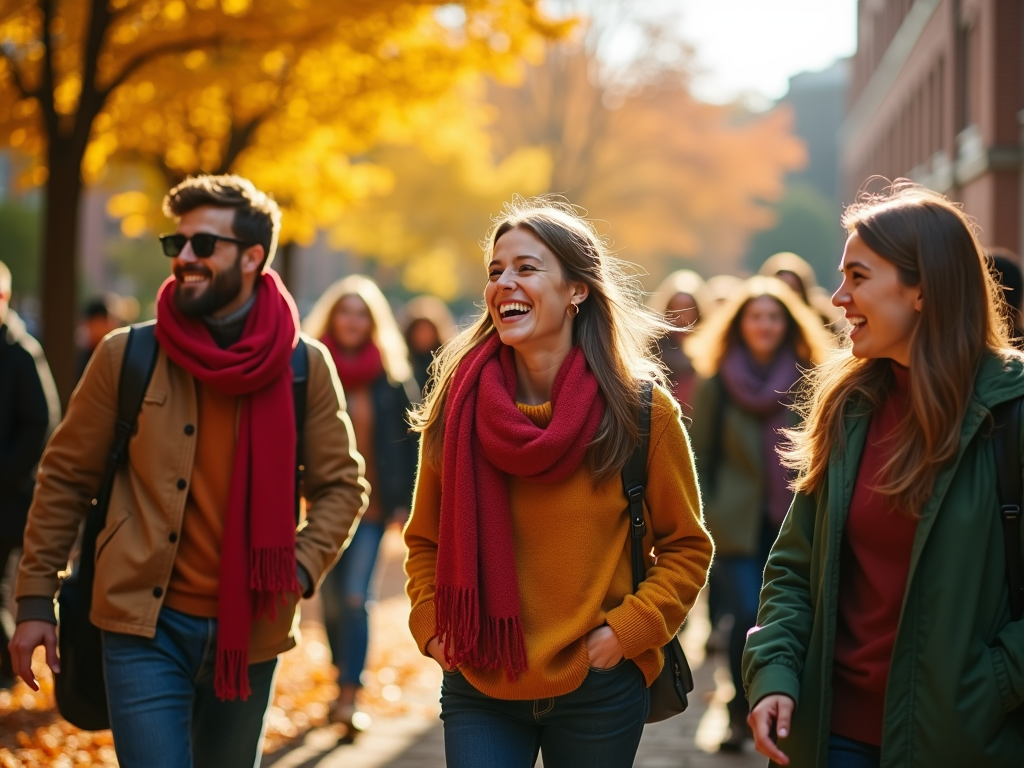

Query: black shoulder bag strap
[[291, 338, 308, 525], [80, 323, 159, 583], [992, 396, 1024, 621], [623, 381, 654, 591]]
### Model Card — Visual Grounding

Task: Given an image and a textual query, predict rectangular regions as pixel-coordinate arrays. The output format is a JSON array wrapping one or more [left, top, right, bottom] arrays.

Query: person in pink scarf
[[403, 198, 712, 768], [686, 275, 833, 751], [302, 275, 419, 735]]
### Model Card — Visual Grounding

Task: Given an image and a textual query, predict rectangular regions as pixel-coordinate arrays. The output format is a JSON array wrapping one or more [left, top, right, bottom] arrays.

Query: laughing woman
[[744, 183, 1024, 768], [403, 198, 712, 768]]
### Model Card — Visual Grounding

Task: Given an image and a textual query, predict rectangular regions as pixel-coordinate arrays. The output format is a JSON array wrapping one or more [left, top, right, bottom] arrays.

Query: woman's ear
[[913, 286, 923, 312], [571, 281, 590, 305]]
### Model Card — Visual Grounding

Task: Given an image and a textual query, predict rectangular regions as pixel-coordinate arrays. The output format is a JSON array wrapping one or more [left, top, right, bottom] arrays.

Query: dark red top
[[831, 363, 919, 746]]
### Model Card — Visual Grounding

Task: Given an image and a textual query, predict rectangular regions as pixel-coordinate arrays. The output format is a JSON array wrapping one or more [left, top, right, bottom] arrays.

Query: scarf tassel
[[215, 648, 252, 702], [436, 585, 528, 681], [251, 546, 300, 620]]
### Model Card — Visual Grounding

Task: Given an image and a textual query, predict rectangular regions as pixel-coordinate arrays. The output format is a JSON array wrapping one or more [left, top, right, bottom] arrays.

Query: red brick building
[[841, 0, 1024, 252]]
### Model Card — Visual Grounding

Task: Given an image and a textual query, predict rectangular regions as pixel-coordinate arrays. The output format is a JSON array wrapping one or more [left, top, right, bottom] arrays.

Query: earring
[[567, 302, 580, 318]]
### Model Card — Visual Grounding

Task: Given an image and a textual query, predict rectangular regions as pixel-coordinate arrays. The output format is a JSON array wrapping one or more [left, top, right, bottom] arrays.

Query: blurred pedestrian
[[10, 175, 367, 768], [74, 293, 139, 381], [401, 294, 456, 395], [302, 275, 418, 734], [759, 251, 842, 330], [686, 275, 831, 751], [404, 198, 712, 768], [650, 269, 704, 417], [745, 184, 1024, 768], [703, 273, 743, 311], [987, 247, 1023, 343], [0, 260, 59, 689]]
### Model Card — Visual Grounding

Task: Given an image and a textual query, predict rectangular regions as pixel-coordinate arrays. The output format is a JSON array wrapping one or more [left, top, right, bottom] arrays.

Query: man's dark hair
[[162, 174, 281, 271]]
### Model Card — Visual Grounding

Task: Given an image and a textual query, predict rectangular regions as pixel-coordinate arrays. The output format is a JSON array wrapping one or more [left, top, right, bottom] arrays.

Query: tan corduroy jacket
[[16, 328, 368, 663]]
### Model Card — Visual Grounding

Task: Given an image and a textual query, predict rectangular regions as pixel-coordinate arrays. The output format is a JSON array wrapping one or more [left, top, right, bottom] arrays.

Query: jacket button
[[169, 532, 178, 543], [184, 424, 195, 436], [177, 478, 186, 490], [152, 586, 163, 598]]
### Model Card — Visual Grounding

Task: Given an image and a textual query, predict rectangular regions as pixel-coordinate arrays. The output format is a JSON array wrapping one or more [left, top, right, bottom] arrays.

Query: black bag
[[621, 380, 694, 723], [991, 396, 1024, 621], [54, 324, 310, 730]]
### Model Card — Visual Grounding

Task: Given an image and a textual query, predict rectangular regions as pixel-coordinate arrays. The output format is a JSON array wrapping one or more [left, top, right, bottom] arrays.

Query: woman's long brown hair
[[780, 181, 1013, 515], [409, 196, 670, 484]]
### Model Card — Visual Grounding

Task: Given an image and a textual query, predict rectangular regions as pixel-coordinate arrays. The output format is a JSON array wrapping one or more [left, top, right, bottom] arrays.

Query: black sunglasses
[[159, 232, 253, 258]]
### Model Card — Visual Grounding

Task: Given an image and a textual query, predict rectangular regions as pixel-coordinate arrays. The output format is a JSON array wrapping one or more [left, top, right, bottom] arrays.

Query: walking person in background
[[686, 275, 831, 752], [402, 294, 456, 395], [0, 260, 59, 689], [650, 269, 704, 418], [404, 198, 712, 768], [745, 184, 1024, 768], [303, 275, 419, 735], [9, 175, 367, 768], [759, 251, 841, 329], [987, 247, 1024, 344]]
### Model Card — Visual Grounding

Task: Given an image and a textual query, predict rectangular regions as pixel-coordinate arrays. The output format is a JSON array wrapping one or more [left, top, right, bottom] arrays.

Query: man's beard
[[174, 253, 243, 318]]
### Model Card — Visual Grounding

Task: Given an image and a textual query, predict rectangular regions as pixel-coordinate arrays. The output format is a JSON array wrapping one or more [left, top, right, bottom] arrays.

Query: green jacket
[[743, 354, 1024, 767], [691, 375, 792, 556]]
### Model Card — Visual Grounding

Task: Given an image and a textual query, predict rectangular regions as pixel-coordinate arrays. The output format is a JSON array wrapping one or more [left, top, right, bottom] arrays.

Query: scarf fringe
[[436, 585, 527, 681], [251, 546, 300, 620], [214, 648, 252, 702]]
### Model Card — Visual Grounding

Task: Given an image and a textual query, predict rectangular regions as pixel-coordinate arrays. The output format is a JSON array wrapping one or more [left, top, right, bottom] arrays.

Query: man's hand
[[585, 625, 625, 669], [426, 635, 453, 671], [9, 621, 60, 691], [748, 694, 795, 765]]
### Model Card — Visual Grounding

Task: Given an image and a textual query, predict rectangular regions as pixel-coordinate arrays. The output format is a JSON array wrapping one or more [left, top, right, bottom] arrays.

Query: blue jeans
[[440, 660, 649, 768], [320, 520, 385, 686], [102, 607, 278, 768], [828, 733, 881, 768]]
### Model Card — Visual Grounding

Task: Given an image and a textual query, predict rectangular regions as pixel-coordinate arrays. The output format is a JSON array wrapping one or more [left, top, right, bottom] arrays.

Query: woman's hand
[[585, 625, 625, 669], [426, 635, 453, 671], [748, 694, 795, 765]]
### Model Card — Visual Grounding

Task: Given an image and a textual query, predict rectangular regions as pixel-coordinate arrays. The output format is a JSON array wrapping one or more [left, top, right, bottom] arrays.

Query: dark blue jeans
[[102, 606, 278, 768], [828, 733, 881, 768], [440, 660, 649, 768], [320, 520, 386, 687]]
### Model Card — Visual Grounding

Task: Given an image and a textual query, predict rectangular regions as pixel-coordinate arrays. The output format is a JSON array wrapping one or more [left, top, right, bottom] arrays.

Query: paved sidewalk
[[262, 528, 765, 768]]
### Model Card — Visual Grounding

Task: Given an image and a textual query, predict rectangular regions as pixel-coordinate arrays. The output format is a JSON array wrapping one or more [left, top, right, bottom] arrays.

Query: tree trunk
[[41, 145, 85, 407]]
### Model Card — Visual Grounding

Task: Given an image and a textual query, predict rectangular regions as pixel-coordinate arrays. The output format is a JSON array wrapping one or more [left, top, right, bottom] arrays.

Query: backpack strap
[[622, 380, 654, 593], [291, 338, 308, 525], [992, 395, 1024, 621], [79, 322, 159, 583]]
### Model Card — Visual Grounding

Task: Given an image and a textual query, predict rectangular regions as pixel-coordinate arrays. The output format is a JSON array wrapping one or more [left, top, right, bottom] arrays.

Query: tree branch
[[97, 35, 223, 105], [38, 0, 58, 142], [0, 48, 31, 100], [217, 111, 268, 174]]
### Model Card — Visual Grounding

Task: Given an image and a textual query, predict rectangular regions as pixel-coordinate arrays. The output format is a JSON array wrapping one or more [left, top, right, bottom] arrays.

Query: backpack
[[54, 322, 308, 730]]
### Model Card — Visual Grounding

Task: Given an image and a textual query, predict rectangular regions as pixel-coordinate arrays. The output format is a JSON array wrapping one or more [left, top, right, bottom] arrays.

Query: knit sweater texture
[[404, 385, 712, 700], [831, 363, 917, 746]]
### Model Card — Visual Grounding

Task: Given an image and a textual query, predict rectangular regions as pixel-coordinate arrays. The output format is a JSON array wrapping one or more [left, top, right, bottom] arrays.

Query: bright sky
[[669, 0, 858, 105]]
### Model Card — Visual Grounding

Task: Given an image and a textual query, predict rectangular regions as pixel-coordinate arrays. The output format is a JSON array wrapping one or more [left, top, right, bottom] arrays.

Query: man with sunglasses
[[10, 174, 368, 768]]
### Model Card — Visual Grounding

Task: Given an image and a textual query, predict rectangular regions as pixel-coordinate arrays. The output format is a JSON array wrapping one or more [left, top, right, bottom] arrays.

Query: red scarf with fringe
[[436, 333, 605, 679], [319, 335, 384, 390], [155, 270, 301, 701]]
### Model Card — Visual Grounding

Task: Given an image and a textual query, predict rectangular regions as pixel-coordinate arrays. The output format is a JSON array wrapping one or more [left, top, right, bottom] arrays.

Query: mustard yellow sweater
[[404, 385, 712, 700]]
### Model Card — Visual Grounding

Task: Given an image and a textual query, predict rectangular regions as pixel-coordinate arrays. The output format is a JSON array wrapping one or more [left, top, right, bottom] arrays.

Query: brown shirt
[[164, 382, 237, 617]]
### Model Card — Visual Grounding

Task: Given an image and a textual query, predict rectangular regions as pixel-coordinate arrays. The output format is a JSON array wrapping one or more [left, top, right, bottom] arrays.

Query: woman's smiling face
[[485, 227, 586, 356], [833, 230, 923, 365]]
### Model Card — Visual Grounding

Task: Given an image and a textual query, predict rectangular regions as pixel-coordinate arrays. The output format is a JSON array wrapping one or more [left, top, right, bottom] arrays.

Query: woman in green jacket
[[687, 276, 831, 750], [744, 182, 1024, 768]]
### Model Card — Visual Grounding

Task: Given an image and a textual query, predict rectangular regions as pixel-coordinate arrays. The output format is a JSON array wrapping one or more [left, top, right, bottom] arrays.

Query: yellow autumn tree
[[0, 0, 567, 401]]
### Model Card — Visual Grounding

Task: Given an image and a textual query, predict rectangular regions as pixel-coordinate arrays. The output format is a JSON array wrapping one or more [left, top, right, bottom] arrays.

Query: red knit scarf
[[154, 270, 301, 701], [436, 333, 605, 679], [319, 335, 384, 390]]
